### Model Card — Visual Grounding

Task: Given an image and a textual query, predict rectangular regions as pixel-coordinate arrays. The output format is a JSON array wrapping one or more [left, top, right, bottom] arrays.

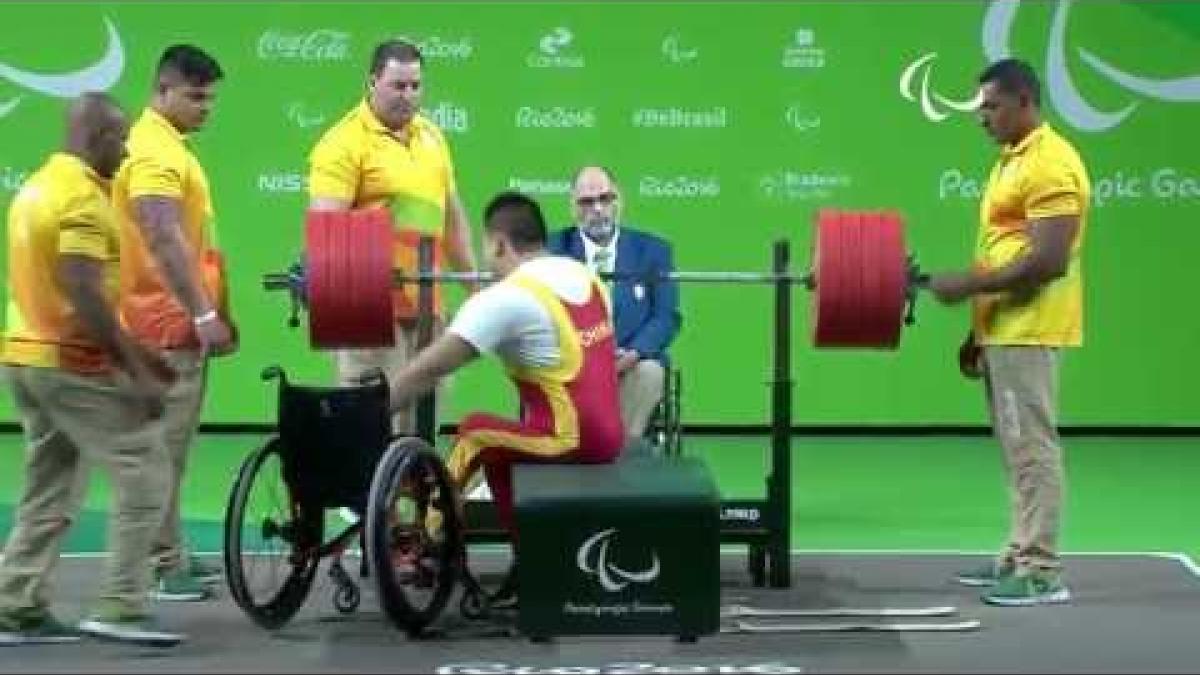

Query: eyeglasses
[[575, 192, 617, 208]]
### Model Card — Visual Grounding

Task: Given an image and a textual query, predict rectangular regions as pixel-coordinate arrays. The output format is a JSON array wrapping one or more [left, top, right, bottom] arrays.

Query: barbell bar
[[263, 208, 929, 351], [264, 269, 820, 288]]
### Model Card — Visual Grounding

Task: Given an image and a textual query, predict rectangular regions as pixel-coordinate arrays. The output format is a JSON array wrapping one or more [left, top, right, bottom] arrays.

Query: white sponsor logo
[[662, 32, 699, 64], [900, 0, 1200, 131], [527, 27, 585, 68], [721, 507, 762, 522], [639, 175, 721, 199], [784, 106, 822, 132], [258, 171, 307, 193], [515, 105, 596, 129], [284, 102, 326, 129], [562, 600, 674, 618], [760, 170, 851, 201], [576, 528, 660, 593], [938, 167, 1200, 206], [1, 166, 31, 192], [424, 101, 469, 133], [507, 177, 572, 195], [631, 106, 727, 129], [782, 28, 826, 69], [436, 663, 807, 675], [0, 18, 124, 119], [257, 29, 350, 61], [412, 34, 474, 60]]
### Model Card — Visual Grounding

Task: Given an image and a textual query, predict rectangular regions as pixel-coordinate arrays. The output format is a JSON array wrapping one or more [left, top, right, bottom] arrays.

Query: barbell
[[263, 208, 928, 351]]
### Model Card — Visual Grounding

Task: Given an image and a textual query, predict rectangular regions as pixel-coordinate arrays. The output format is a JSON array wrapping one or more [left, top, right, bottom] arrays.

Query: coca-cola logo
[[256, 29, 351, 61]]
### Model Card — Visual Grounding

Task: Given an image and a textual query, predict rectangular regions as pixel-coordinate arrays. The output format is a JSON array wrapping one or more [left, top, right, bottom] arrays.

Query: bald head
[[571, 165, 622, 245], [65, 92, 128, 178]]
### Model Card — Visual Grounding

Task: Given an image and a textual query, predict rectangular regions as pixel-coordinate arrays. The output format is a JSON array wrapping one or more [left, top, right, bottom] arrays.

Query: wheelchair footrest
[[513, 456, 720, 640]]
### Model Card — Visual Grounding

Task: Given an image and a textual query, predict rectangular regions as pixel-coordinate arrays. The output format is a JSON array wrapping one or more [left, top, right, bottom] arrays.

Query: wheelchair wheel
[[366, 437, 462, 637], [224, 437, 324, 629]]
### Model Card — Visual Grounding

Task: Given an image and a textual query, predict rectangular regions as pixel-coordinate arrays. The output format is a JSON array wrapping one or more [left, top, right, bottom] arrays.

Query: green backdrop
[[1, 1, 1197, 426]]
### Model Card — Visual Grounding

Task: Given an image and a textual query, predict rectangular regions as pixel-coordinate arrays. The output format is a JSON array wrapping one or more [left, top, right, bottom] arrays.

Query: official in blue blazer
[[548, 166, 681, 440]]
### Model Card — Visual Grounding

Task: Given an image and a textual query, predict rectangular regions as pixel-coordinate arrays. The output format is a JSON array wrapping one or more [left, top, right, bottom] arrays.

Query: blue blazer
[[547, 226, 682, 364]]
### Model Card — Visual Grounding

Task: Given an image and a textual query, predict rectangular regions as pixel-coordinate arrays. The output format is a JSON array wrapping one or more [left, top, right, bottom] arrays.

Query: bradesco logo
[[899, 0, 1200, 132], [576, 528, 660, 593], [759, 170, 851, 201], [527, 26, 585, 68], [0, 17, 124, 120], [256, 29, 350, 62]]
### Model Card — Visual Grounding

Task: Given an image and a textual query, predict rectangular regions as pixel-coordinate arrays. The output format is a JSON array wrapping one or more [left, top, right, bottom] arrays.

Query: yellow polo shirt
[[113, 107, 217, 348], [2, 153, 120, 374], [308, 100, 456, 319], [973, 124, 1091, 346]]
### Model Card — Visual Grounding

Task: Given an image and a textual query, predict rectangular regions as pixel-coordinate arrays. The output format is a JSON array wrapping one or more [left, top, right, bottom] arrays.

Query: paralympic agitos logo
[[0, 18, 124, 119], [576, 528, 660, 593], [899, 0, 1200, 132]]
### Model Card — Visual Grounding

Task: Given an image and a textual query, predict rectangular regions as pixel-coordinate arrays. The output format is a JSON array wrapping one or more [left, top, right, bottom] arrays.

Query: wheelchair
[[222, 366, 495, 636]]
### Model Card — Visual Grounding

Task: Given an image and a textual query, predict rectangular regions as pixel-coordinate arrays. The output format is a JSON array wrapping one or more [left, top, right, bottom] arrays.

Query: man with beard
[[549, 166, 681, 444]]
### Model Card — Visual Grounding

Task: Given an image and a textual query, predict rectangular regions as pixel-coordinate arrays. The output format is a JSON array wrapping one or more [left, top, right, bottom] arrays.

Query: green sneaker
[[0, 608, 82, 645], [982, 571, 1071, 606], [154, 569, 213, 602], [78, 612, 183, 647], [954, 559, 1015, 587]]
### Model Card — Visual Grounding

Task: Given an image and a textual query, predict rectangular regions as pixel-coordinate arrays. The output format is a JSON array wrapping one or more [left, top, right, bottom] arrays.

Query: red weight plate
[[812, 210, 846, 348], [839, 210, 866, 347], [305, 209, 396, 349], [876, 211, 908, 349], [352, 208, 395, 348], [306, 210, 336, 348], [857, 211, 886, 348]]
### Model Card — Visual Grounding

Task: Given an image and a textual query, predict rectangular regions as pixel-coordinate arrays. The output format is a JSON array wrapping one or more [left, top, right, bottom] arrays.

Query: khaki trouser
[[334, 321, 447, 435], [982, 346, 1065, 574], [150, 350, 207, 573], [619, 359, 666, 440], [0, 365, 168, 617]]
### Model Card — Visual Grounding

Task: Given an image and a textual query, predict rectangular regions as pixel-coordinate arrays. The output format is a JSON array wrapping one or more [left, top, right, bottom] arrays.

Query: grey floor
[[3, 551, 1198, 674]]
